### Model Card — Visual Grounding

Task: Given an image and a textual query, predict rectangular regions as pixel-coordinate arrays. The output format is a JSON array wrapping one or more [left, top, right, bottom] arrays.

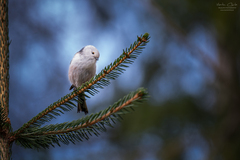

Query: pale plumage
[[68, 45, 100, 114]]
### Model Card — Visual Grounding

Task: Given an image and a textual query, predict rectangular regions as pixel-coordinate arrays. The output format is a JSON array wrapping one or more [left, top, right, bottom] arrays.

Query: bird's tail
[[78, 95, 88, 114]]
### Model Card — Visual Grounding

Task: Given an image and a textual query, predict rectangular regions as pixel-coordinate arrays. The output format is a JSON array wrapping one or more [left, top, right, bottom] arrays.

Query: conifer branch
[[40, 89, 144, 135], [13, 88, 148, 149], [12, 33, 150, 138]]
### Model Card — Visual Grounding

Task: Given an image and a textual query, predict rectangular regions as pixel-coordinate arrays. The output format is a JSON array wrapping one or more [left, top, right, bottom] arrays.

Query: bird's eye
[[92, 52, 95, 54]]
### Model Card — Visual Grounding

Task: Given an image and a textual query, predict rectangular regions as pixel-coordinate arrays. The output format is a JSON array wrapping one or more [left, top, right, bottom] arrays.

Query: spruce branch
[[13, 88, 148, 149], [12, 33, 150, 138]]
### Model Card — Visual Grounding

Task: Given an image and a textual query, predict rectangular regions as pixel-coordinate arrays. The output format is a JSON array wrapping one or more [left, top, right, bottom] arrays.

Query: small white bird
[[68, 45, 100, 114]]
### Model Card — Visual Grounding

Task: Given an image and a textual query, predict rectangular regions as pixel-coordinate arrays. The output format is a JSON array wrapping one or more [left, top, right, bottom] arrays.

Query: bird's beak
[[95, 57, 99, 61]]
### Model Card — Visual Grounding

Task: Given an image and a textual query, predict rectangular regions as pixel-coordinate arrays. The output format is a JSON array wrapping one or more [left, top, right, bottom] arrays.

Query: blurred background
[[8, 0, 240, 160]]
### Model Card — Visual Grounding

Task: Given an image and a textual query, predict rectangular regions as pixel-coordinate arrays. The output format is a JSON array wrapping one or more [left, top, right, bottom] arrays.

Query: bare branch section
[[0, 0, 11, 159], [0, 0, 10, 120]]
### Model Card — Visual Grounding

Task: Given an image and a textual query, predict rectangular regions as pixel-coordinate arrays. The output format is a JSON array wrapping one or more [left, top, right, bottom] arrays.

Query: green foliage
[[15, 88, 148, 149], [81, 33, 150, 97], [11, 33, 150, 149], [12, 33, 150, 134]]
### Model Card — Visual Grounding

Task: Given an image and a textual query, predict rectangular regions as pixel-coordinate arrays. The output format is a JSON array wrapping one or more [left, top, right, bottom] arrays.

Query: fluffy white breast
[[68, 45, 100, 88]]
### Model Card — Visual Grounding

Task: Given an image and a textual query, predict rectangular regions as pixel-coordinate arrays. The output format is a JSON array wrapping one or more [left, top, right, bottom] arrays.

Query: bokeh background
[[8, 0, 240, 160]]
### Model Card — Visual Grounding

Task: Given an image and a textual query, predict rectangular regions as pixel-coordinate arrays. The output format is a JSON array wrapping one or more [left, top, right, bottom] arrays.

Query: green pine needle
[[14, 88, 148, 149], [12, 33, 150, 140]]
